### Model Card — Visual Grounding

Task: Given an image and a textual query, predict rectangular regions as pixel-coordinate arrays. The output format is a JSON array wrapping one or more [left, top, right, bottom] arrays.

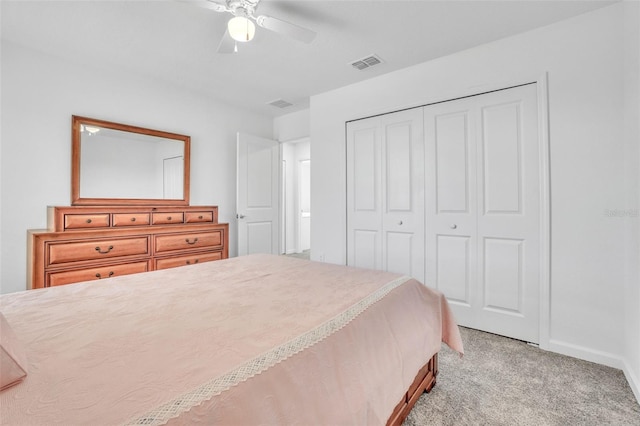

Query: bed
[[0, 254, 463, 425]]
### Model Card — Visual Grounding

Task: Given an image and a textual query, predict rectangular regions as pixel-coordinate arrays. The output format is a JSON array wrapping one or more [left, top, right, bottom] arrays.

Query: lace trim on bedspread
[[124, 275, 413, 425]]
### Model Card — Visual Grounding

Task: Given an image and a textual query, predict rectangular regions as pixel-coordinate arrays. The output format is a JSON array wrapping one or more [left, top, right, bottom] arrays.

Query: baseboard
[[544, 339, 639, 405], [622, 359, 640, 405], [547, 339, 623, 369]]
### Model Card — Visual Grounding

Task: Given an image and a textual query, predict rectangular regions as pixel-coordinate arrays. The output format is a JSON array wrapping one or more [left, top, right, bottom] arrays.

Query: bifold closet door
[[347, 108, 425, 283], [425, 84, 541, 343]]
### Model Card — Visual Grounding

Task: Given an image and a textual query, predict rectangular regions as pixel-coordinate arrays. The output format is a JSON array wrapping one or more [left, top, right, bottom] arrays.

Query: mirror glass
[[72, 116, 190, 206]]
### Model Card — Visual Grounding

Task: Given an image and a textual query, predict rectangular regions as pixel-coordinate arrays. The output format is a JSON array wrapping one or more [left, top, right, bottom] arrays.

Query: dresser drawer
[[47, 237, 150, 266], [155, 251, 223, 270], [112, 213, 151, 227], [64, 214, 110, 230], [152, 212, 184, 225], [184, 211, 214, 223], [154, 230, 223, 254], [47, 261, 150, 287]]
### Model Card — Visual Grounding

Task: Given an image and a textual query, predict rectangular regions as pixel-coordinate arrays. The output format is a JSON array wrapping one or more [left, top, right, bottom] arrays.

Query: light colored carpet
[[404, 327, 640, 426], [283, 250, 310, 260]]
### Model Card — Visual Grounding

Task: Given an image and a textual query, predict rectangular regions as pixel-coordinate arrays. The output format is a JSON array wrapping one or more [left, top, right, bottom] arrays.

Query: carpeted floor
[[283, 250, 310, 260], [404, 327, 640, 426]]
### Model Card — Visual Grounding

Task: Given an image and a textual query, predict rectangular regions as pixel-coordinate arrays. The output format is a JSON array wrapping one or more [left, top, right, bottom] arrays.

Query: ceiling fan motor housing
[[226, 0, 259, 18]]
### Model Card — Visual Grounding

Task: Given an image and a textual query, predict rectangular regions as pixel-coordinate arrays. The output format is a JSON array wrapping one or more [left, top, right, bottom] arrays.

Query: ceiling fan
[[185, 0, 317, 53]]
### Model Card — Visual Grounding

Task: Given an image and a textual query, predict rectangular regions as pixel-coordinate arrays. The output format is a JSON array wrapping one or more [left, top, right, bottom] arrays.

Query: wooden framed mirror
[[71, 116, 190, 206]]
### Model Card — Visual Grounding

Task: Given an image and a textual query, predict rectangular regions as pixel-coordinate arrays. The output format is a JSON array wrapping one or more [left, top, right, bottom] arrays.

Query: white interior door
[[425, 84, 540, 343], [347, 108, 425, 282], [237, 133, 280, 256], [163, 156, 183, 199]]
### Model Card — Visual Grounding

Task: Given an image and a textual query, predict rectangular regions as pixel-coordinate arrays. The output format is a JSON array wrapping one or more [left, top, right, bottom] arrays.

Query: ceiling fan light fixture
[[228, 16, 255, 42]]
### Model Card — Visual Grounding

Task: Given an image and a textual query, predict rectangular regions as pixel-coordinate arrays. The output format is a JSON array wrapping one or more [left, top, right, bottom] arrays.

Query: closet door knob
[[398, 221, 403, 225], [450, 224, 457, 229]]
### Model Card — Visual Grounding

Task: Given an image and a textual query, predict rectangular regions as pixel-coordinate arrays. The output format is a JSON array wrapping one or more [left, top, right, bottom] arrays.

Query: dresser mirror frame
[[71, 115, 191, 206]]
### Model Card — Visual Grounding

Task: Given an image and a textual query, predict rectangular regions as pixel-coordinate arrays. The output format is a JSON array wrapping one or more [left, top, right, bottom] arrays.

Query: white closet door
[[347, 108, 425, 282], [425, 96, 479, 327], [380, 109, 425, 281], [347, 118, 382, 271], [425, 84, 540, 343], [476, 85, 540, 342]]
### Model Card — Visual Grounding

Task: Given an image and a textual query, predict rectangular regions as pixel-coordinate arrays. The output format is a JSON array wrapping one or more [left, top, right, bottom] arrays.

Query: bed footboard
[[386, 353, 439, 426]]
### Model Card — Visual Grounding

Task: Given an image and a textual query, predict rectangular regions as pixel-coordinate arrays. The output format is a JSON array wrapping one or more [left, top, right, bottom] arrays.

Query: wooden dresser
[[28, 205, 229, 289]]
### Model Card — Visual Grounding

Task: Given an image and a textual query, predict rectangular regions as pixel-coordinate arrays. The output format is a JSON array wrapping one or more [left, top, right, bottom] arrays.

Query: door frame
[[535, 73, 551, 351], [298, 158, 311, 252]]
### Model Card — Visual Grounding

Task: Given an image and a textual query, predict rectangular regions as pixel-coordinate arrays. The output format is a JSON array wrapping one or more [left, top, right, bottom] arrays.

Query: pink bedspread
[[0, 254, 462, 425]]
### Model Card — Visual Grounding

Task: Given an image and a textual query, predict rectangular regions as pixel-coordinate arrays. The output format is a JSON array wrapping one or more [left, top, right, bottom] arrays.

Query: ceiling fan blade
[[217, 29, 237, 54], [255, 15, 316, 44], [178, 0, 229, 13]]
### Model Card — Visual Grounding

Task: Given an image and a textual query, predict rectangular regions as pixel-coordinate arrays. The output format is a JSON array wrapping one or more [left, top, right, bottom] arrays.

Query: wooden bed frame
[[387, 353, 439, 426]]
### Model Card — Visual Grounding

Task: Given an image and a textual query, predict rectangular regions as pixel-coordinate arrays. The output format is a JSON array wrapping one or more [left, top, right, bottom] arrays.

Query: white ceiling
[[1, 0, 616, 117]]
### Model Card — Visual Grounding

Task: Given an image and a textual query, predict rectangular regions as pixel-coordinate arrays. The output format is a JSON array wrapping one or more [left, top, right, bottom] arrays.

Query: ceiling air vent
[[350, 54, 384, 71], [268, 99, 294, 109]]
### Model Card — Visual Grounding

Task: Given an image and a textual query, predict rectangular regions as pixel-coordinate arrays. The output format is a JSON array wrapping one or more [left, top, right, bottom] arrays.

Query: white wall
[[0, 40, 273, 294], [311, 1, 638, 398], [623, 0, 640, 403], [274, 109, 310, 142]]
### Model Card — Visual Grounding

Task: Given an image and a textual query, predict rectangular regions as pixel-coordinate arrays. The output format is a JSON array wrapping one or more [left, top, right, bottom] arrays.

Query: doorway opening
[[281, 137, 311, 259]]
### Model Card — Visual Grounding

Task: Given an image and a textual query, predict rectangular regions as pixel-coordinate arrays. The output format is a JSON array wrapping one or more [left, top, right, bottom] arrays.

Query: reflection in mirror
[[72, 116, 190, 206], [80, 127, 184, 199]]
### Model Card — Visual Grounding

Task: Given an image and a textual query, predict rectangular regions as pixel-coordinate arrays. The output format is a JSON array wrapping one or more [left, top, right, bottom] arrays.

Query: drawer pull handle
[[186, 259, 199, 265], [86, 219, 92, 224], [95, 245, 114, 254], [185, 238, 199, 245], [198, 215, 204, 219], [130, 217, 136, 222], [167, 216, 172, 221], [95, 271, 114, 279]]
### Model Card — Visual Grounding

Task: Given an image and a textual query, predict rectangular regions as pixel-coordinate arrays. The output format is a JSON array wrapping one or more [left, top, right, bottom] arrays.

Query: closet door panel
[[481, 102, 523, 215], [476, 84, 540, 343], [435, 112, 470, 214], [347, 121, 382, 269], [353, 128, 378, 211], [435, 234, 471, 306], [385, 232, 413, 276], [347, 108, 424, 282], [381, 109, 425, 282], [426, 83, 541, 344], [352, 230, 379, 270], [385, 122, 413, 212], [425, 98, 478, 300], [482, 237, 524, 313]]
